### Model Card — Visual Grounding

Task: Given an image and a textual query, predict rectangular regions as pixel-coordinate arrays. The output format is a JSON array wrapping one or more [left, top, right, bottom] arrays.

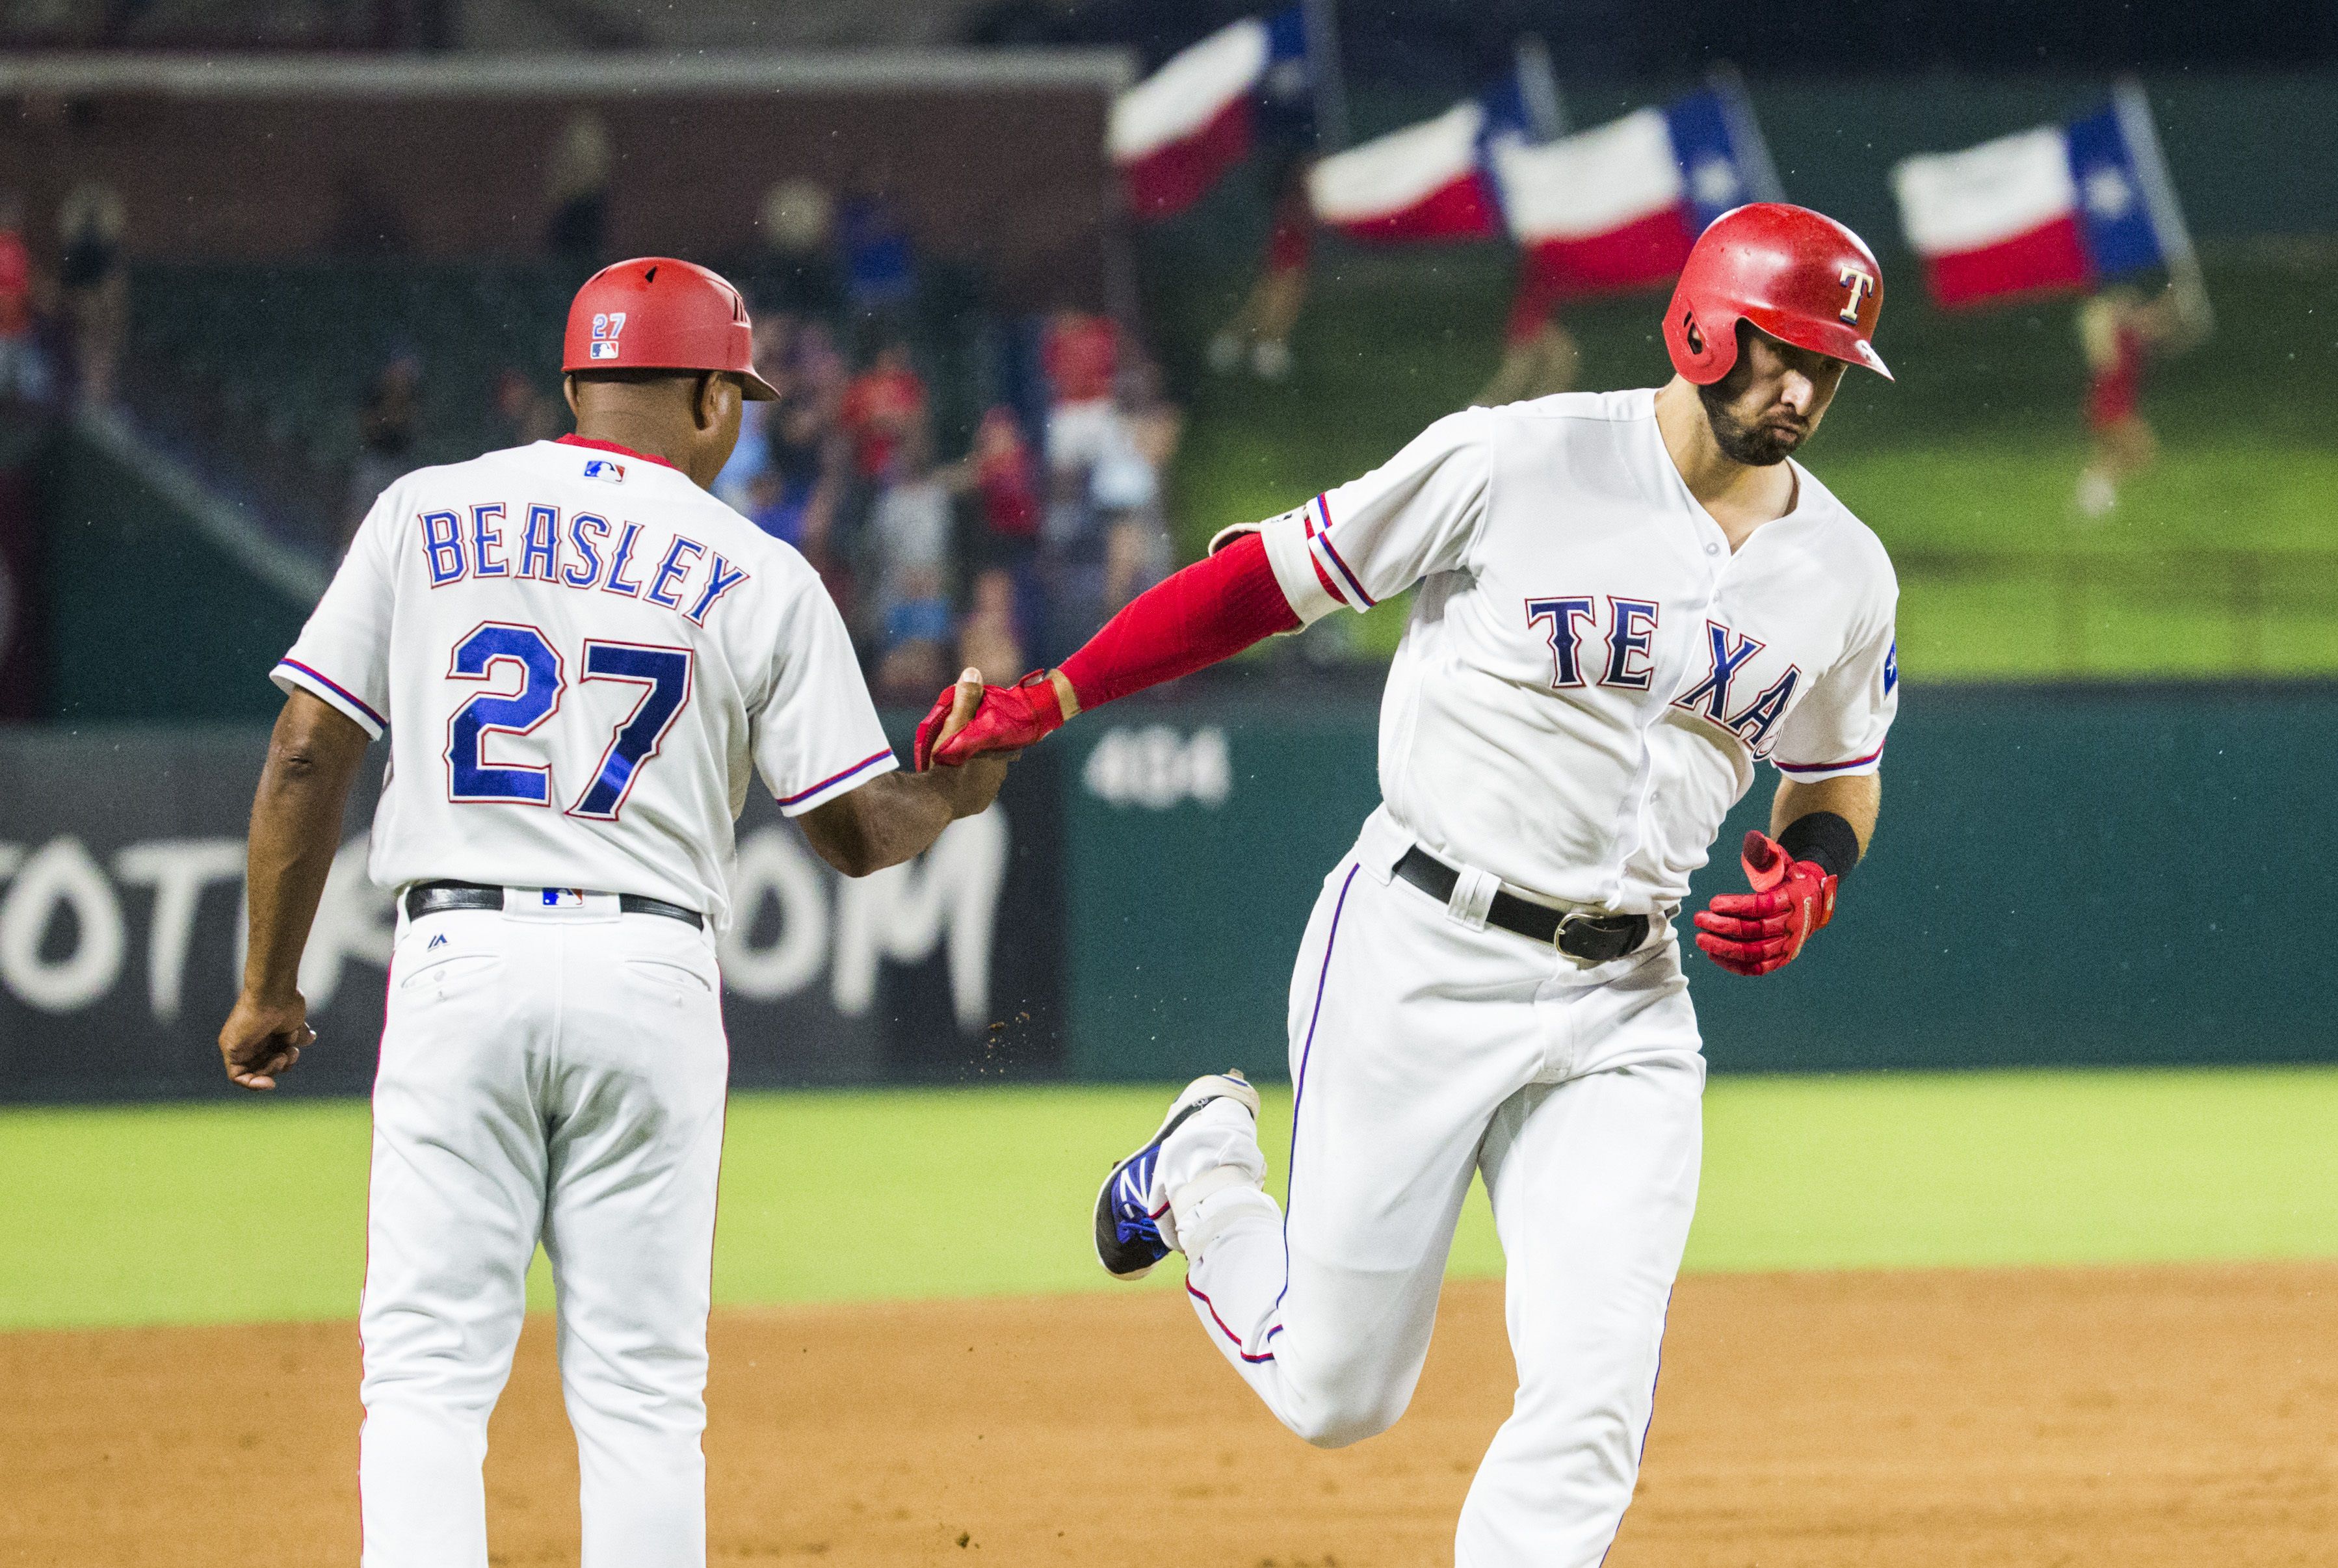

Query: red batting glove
[[912, 681, 959, 772], [925, 671, 1066, 768], [1693, 830, 1838, 977]]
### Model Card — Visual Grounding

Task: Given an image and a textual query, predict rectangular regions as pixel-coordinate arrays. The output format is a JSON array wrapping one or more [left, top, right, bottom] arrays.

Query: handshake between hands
[[913, 669, 1071, 772]]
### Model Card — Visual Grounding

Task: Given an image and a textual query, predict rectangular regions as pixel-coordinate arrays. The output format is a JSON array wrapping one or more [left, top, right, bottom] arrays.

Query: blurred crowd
[[0, 181, 130, 414], [347, 311, 1178, 701], [328, 116, 1184, 698], [703, 302, 1179, 701]]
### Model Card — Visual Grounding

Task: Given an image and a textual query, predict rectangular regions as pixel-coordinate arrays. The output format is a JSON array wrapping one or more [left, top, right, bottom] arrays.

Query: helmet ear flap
[[1688, 306, 1744, 385], [1669, 302, 1733, 385], [1662, 278, 1742, 386]]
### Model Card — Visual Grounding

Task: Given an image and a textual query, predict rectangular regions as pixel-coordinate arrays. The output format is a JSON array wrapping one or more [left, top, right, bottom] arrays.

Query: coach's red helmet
[[1662, 203, 1892, 385], [562, 257, 779, 400]]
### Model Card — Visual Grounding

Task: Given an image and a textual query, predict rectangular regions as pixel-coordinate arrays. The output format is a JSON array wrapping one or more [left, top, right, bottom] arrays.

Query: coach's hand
[[930, 749, 1015, 819], [219, 989, 317, 1091], [925, 674, 1018, 820], [1693, 830, 1837, 977]]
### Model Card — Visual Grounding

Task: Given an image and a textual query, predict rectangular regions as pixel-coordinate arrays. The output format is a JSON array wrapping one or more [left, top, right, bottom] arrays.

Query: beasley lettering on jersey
[[416, 503, 751, 627]]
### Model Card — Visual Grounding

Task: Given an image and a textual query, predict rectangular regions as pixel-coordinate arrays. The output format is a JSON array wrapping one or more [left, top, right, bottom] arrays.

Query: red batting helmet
[[1662, 203, 1892, 385], [562, 257, 778, 400]]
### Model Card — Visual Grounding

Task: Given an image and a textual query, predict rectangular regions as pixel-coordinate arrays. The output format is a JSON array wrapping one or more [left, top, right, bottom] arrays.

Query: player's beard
[[1696, 379, 1806, 467]]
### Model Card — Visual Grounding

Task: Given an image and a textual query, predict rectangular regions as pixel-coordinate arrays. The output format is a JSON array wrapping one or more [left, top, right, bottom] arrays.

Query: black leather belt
[[1395, 846, 1649, 962], [404, 880, 703, 930]]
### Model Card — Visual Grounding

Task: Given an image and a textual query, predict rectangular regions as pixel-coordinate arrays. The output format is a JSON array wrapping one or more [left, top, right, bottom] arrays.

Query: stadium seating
[[122, 257, 995, 559]]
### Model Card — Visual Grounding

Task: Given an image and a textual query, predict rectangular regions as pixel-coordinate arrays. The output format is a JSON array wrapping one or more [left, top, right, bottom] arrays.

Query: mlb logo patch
[[588, 311, 626, 360], [542, 888, 587, 908], [583, 458, 626, 483]]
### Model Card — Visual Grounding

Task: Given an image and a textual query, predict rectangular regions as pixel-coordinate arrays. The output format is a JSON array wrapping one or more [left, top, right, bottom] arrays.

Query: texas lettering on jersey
[[1244, 389, 1898, 911], [1527, 598, 1801, 755], [1670, 620, 1798, 753]]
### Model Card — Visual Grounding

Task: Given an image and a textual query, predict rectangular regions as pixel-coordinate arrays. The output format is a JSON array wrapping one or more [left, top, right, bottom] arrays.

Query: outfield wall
[[0, 722, 1066, 1101], [0, 685, 2329, 1101], [1059, 685, 2338, 1079]]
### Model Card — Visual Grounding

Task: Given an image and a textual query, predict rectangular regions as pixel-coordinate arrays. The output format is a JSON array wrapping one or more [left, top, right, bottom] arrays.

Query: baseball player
[[922, 204, 1897, 1565], [217, 259, 1009, 1568]]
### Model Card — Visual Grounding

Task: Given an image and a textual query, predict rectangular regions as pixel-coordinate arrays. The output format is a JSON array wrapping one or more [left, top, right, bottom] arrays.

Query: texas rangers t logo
[[1836, 267, 1876, 324]]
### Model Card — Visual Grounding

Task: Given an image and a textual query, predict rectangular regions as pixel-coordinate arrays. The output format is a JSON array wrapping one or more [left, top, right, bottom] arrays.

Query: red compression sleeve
[[1057, 532, 1300, 710]]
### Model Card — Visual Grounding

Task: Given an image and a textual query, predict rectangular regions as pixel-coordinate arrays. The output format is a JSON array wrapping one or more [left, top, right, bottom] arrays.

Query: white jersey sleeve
[[1770, 610, 1898, 781], [272, 490, 398, 737], [1252, 406, 1493, 625], [750, 571, 899, 815]]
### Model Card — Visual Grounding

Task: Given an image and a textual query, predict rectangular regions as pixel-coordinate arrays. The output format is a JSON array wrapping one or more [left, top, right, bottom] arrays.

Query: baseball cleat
[[1094, 1071, 1261, 1281]]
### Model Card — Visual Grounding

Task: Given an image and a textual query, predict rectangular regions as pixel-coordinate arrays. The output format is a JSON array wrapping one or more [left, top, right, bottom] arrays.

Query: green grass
[[1146, 246, 2338, 679], [5, 1066, 2336, 1332]]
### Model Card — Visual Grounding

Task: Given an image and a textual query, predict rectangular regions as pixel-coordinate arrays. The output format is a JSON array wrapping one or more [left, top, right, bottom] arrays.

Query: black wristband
[[1777, 811, 1860, 882]]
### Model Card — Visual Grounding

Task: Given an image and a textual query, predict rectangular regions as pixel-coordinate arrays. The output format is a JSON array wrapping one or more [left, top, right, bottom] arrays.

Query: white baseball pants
[[359, 893, 728, 1568], [1175, 824, 1705, 1567]]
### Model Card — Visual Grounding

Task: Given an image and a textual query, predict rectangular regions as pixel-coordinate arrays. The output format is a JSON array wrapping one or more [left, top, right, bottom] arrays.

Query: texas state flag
[[1305, 77, 1538, 244], [1892, 96, 2180, 307], [1110, 8, 1309, 223], [1490, 88, 1779, 298]]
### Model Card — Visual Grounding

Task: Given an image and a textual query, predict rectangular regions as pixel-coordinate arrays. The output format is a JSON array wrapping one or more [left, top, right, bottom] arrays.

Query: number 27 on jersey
[[443, 620, 693, 821]]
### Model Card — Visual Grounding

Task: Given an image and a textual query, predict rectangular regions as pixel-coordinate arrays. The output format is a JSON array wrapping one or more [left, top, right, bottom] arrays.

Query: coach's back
[[274, 434, 894, 930]]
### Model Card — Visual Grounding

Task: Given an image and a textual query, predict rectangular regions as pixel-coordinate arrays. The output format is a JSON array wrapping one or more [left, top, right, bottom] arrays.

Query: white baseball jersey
[[274, 436, 897, 930], [1252, 387, 1898, 914]]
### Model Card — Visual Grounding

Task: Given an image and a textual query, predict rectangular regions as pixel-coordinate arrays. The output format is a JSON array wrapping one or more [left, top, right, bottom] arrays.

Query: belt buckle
[[1554, 909, 1603, 965]]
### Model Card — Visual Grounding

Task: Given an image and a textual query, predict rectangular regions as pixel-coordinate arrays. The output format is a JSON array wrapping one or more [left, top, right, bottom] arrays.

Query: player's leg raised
[[1173, 855, 1556, 1446]]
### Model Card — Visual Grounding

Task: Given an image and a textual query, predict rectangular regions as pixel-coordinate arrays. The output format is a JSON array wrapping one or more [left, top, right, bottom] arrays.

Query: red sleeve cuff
[[1058, 532, 1300, 711]]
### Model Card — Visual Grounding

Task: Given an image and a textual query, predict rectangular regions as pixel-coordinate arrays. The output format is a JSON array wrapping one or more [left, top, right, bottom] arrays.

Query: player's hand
[[912, 668, 987, 772], [218, 990, 317, 1091], [931, 671, 1067, 766], [1693, 830, 1837, 977]]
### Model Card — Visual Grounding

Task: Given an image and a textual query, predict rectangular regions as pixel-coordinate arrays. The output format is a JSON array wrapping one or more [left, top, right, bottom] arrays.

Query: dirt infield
[[5, 1262, 2334, 1566]]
